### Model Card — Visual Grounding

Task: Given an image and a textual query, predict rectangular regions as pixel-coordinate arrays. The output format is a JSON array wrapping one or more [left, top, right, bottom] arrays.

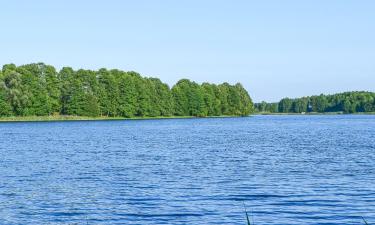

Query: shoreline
[[0, 115, 243, 123], [1, 113, 374, 122], [254, 112, 375, 115]]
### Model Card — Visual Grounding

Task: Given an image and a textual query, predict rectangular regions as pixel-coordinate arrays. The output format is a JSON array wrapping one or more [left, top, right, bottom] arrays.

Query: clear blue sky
[[1, 0, 374, 102]]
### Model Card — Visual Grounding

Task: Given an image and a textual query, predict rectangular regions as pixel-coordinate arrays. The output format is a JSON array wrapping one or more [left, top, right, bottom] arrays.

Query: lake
[[0, 115, 374, 224]]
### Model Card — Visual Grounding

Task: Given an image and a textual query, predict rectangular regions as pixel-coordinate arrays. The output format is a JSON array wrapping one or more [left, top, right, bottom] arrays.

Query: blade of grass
[[362, 217, 369, 225], [243, 202, 251, 225]]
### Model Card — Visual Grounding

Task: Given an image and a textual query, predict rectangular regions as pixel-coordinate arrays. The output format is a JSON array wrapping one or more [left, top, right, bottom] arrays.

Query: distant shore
[[0, 115, 243, 122], [254, 112, 375, 115]]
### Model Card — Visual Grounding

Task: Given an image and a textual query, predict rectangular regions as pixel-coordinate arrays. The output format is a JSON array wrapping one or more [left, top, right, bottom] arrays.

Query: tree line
[[255, 91, 375, 114], [0, 63, 253, 117]]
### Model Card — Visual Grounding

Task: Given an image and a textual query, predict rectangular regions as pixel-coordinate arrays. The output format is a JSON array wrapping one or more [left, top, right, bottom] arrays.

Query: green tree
[[171, 79, 190, 116], [292, 98, 308, 113], [97, 69, 119, 116], [65, 69, 100, 116], [279, 98, 293, 113], [0, 74, 13, 116], [218, 83, 230, 115], [2, 69, 29, 115], [134, 73, 152, 117], [59, 67, 75, 115], [117, 72, 138, 117], [0, 63, 255, 118], [235, 83, 253, 115]]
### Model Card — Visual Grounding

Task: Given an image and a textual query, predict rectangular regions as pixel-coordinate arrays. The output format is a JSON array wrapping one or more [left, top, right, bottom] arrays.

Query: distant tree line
[[0, 63, 253, 117], [255, 92, 375, 114]]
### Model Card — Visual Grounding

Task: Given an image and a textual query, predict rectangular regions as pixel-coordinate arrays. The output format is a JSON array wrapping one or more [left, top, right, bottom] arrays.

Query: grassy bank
[[0, 115, 242, 122], [1, 112, 374, 122]]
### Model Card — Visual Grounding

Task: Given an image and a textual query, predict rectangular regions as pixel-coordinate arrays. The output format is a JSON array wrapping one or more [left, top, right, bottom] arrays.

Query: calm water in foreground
[[0, 115, 374, 225]]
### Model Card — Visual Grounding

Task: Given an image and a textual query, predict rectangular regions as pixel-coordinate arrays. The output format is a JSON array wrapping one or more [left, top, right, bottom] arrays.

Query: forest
[[0, 63, 253, 118], [255, 91, 375, 114]]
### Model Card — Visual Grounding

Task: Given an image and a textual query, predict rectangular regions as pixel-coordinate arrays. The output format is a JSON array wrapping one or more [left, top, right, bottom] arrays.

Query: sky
[[0, 0, 374, 102]]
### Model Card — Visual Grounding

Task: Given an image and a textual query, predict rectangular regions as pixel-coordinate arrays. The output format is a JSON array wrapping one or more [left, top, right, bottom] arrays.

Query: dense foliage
[[0, 63, 253, 117], [255, 92, 375, 114]]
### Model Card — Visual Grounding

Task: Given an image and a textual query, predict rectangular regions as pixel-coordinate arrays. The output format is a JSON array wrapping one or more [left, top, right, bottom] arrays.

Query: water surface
[[0, 115, 374, 224]]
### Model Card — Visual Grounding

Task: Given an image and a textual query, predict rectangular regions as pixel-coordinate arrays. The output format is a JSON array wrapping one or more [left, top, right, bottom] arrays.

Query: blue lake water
[[0, 115, 374, 225]]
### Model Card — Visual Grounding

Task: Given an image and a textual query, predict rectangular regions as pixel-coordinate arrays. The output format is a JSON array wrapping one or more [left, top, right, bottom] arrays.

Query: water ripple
[[0, 115, 374, 224]]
